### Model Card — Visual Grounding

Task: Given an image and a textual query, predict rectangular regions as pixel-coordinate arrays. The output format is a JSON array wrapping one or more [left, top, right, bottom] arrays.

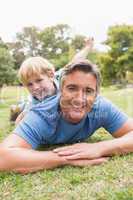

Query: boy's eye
[[27, 82, 33, 87], [36, 79, 43, 83]]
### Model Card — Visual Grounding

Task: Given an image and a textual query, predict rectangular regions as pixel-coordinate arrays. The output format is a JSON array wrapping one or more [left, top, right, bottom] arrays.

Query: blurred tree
[[0, 37, 8, 49], [6, 24, 100, 71], [98, 25, 133, 85], [7, 26, 40, 69], [0, 47, 16, 100], [16, 26, 41, 56], [71, 35, 85, 50], [39, 24, 71, 62], [7, 41, 25, 70]]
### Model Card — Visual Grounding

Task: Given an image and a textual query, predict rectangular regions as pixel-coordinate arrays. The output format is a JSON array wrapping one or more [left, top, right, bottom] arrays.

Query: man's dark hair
[[60, 59, 101, 93]]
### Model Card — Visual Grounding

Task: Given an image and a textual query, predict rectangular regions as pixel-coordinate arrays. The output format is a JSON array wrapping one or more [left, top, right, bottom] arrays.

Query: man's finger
[[53, 145, 74, 153], [63, 153, 87, 160], [55, 149, 81, 156], [69, 157, 109, 167], [86, 157, 109, 165]]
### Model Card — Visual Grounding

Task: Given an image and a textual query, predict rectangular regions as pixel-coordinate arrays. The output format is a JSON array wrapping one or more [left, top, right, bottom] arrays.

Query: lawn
[[0, 86, 133, 200]]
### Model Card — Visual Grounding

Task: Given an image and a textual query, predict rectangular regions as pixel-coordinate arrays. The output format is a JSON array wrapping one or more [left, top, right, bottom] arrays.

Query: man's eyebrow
[[86, 86, 95, 90], [66, 84, 77, 87]]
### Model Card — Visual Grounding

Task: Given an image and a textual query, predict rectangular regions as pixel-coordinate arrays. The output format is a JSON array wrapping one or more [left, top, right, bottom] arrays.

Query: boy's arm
[[71, 37, 94, 62], [55, 38, 94, 81]]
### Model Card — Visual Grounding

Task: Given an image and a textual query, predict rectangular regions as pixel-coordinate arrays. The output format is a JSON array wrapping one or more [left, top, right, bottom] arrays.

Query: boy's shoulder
[[30, 94, 60, 121]]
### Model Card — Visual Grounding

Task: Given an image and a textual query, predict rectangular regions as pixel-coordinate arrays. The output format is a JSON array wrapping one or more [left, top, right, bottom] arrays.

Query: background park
[[0, 0, 133, 199]]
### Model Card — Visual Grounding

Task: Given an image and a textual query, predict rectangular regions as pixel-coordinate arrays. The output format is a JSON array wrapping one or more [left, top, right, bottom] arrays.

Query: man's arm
[[54, 119, 133, 160], [0, 133, 68, 174], [99, 118, 133, 156], [0, 133, 108, 173]]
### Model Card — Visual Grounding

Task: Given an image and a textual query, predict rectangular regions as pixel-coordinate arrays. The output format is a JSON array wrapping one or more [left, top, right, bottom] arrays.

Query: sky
[[0, 0, 132, 50]]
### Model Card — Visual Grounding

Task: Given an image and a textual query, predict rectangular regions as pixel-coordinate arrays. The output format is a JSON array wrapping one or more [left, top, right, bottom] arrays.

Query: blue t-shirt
[[13, 94, 128, 149]]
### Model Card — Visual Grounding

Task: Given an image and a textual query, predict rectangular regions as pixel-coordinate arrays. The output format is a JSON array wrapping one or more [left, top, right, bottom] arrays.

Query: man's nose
[[76, 90, 86, 99], [73, 91, 87, 106]]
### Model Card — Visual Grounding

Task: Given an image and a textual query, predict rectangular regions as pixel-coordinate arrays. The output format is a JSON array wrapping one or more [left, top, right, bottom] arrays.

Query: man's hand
[[66, 157, 109, 167], [53, 142, 104, 160]]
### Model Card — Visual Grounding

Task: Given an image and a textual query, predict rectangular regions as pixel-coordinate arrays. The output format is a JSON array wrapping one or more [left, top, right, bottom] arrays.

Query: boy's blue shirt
[[14, 94, 128, 149]]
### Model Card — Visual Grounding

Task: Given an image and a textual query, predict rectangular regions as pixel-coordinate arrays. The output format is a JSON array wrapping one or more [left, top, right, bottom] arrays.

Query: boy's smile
[[25, 74, 56, 101]]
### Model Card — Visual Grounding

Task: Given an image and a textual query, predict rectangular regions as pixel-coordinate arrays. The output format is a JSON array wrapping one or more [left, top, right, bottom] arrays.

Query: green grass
[[0, 86, 133, 200]]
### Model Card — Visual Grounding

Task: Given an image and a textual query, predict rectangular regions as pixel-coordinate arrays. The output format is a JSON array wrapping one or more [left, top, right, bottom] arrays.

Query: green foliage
[[7, 26, 41, 69], [0, 37, 8, 49], [71, 34, 85, 50], [7, 41, 25, 70], [99, 53, 116, 85], [87, 50, 100, 64], [100, 24, 133, 85], [51, 52, 69, 70], [0, 47, 16, 87], [126, 71, 133, 83], [2, 23, 133, 87], [16, 26, 41, 56], [39, 24, 70, 60], [7, 24, 88, 70]]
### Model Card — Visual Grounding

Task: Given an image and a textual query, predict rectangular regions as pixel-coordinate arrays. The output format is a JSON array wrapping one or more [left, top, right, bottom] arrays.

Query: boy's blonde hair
[[18, 56, 55, 85]]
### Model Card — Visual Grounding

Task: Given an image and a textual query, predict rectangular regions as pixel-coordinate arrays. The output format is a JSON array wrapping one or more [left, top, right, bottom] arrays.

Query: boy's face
[[25, 74, 55, 101]]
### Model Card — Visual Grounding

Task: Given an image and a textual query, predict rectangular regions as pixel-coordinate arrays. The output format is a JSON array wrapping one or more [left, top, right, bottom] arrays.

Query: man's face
[[25, 74, 55, 101], [60, 70, 97, 123]]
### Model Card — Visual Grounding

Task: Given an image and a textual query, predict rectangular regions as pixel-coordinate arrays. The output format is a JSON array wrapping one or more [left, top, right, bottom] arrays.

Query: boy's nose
[[32, 83, 40, 90]]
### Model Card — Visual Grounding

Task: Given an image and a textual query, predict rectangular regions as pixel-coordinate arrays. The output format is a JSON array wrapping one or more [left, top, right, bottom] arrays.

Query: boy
[[15, 57, 57, 124]]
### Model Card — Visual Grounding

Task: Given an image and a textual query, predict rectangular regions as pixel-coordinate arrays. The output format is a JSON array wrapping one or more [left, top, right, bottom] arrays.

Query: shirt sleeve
[[13, 111, 46, 149], [102, 101, 128, 134], [22, 95, 34, 113], [55, 68, 63, 81]]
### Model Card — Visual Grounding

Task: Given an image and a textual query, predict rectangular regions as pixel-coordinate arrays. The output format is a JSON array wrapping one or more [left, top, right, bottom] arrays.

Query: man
[[0, 59, 133, 174]]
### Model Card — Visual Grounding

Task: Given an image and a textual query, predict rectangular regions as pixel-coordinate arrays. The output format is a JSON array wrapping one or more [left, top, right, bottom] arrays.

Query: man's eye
[[86, 89, 95, 96], [67, 87, 76, 91]]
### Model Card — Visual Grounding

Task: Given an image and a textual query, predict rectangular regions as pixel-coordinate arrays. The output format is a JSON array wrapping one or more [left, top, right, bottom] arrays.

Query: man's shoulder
[[93, 95, 113, 111], [87, 95, 116, 121]]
